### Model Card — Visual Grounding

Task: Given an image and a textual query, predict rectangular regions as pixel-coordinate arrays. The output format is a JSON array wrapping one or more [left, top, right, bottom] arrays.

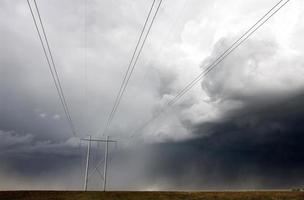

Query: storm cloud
[[1, 0, 304, 191]]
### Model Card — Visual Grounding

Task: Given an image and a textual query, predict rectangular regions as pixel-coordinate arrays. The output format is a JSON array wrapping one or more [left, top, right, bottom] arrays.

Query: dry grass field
[[0, 191, 303, 200]]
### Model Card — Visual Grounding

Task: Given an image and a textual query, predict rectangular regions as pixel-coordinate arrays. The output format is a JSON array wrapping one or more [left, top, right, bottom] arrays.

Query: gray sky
[[1, 0, 304, 190]]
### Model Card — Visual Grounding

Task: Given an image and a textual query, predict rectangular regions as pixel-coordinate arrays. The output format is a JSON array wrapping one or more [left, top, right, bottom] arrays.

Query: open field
[[0, 191, 303, 200]]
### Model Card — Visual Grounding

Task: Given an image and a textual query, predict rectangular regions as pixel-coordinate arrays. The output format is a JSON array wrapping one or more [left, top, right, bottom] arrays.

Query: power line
[[102, 0, 163, 135], [32, 0, 76, 133], [27, 0, 77, 136], [84, 0, 88, 102], [130, 0, 290, 138], [103, 0, 156, 133], [114, 0, 163, 115], [167, 0, 288, 106]]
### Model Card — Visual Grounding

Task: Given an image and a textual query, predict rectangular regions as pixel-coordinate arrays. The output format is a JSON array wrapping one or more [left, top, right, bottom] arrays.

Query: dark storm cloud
[[141, 91, 304, 190], [122, 23, 304, 188], [0, 130, 95, 189], [0, 130, 80, 174]]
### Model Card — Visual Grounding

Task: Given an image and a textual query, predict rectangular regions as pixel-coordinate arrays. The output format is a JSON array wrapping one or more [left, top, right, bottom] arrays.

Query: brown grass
[[0, 191, 303, 200]]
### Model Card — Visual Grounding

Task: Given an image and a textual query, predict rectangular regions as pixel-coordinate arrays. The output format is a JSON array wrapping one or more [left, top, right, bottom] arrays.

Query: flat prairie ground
[[0, 191, 303, 200]]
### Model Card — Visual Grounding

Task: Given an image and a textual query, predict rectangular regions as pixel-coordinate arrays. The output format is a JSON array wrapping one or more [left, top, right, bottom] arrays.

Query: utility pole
[[83, 135, 91, 191], [103, 136, 109, 191], [81, 136, 116, 191]]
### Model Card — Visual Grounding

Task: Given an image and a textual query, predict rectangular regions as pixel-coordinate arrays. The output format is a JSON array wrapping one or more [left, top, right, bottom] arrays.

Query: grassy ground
[[0, 191, 303, 200]]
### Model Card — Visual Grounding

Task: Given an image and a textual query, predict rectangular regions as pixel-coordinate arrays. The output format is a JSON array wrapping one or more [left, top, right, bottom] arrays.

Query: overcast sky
[[1, 0, 304, 190]]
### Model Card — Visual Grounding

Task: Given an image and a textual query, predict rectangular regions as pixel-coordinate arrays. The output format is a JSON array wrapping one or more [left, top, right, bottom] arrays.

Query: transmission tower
[[81, 136, 117, 191]]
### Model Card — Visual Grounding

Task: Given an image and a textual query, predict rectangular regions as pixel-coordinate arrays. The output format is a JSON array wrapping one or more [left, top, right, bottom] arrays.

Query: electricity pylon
[[81, 135, 117, 191]]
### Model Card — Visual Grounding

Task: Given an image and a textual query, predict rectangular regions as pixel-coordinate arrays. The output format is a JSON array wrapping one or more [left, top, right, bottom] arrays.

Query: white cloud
[[39, 113, 47, 118], [53, 114, 61, 120]]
